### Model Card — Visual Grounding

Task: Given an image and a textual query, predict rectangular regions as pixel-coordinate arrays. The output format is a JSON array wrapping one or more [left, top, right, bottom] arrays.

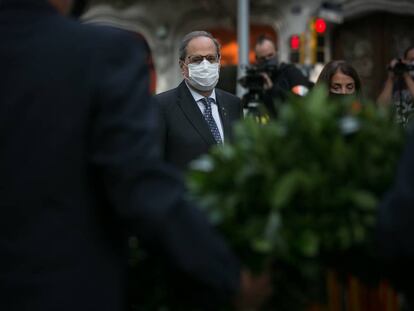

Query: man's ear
[[179, 60, 186, 74]]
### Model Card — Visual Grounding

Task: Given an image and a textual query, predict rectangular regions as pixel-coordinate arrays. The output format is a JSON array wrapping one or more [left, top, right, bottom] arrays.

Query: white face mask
[[186, 59, 219, 92]]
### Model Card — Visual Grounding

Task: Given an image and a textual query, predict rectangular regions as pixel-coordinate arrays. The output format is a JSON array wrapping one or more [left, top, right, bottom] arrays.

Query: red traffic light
[[290, 35, 300, 50], [315, 18, 327, 34]]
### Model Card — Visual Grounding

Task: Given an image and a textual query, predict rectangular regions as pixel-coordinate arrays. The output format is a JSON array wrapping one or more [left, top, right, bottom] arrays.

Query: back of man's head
[[47, 0, 74, 15], [255, 35, 275, 48]]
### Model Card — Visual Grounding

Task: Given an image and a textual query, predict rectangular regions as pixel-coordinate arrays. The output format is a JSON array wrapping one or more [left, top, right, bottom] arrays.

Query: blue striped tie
[[200, 97, 222, 144]]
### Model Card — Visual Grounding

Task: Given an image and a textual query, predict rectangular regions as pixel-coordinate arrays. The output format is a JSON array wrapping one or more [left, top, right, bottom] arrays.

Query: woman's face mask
[[186, 59, 220, 92], [329, 92, 358, 104]]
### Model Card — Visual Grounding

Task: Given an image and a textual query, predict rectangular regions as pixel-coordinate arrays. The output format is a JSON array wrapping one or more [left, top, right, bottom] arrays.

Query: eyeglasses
[[187, 54, 219, 64]]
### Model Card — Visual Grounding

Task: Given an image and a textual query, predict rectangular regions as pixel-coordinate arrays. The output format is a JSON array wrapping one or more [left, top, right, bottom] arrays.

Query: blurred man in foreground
[[0, 0, 270, 310], [378, 131, 414, 310]]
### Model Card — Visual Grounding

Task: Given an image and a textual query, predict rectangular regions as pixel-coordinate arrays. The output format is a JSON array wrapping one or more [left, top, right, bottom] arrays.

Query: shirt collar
[[185, 81, 217, 103]]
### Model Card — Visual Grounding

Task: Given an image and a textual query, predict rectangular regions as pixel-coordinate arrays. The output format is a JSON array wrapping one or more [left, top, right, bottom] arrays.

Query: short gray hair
[[179, 31, 221, 61]]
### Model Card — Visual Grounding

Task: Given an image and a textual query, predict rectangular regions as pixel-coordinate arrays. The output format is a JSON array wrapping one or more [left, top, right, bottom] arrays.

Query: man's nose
[[202, 59, 209, 68]]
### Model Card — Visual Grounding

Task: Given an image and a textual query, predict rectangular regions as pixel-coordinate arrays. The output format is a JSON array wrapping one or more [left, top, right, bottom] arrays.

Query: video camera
[[237, 59, 279, 120], [238, 59, 278, 91], [238, 59, 310, 120], [390, 59, 414, 76]]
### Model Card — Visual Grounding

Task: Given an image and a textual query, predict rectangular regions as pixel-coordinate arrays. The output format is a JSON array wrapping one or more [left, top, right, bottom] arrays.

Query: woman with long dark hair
[[316, 60, 362, 99]]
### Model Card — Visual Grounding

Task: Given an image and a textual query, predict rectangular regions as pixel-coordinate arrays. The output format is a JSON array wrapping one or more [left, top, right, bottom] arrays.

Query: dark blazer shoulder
[[215, 88, 242, 119], [154, 86, 180, 103], [154, 82, 191, 112], [216, 88, 239, 99], [215, 88, 242, 109], [53, 20, 149, 62]]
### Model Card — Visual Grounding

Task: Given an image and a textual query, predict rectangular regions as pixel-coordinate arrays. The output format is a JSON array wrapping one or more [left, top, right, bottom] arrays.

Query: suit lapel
[[216, 89, 232, 140], [176, 82, 216, 145]]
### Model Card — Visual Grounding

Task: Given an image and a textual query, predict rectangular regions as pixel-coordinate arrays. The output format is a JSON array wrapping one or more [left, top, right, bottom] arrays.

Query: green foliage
[[187, 86, 405, 309]]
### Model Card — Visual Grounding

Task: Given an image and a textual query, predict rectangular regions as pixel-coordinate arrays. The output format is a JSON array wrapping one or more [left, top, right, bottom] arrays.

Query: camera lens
[[393, 61, 408, 75]]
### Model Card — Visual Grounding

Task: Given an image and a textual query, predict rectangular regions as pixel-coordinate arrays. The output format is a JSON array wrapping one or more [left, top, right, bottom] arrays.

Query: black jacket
[[264, 62, 311, 116], [0, 1, 240, 310], [377, 132, 414, 309]]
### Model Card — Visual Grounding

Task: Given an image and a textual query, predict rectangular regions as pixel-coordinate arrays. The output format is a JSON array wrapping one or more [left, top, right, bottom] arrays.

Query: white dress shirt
[[185, 83, 225, 142]]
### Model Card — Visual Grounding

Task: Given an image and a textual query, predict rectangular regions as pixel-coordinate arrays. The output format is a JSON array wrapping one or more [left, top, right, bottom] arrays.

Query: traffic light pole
[[236, 0, 249, 98]]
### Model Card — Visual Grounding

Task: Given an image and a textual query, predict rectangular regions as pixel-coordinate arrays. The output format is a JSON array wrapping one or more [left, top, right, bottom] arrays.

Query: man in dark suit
[[0, 1, 270, 310], [377, 132, 414, 310], [155, 31, 243, 171]]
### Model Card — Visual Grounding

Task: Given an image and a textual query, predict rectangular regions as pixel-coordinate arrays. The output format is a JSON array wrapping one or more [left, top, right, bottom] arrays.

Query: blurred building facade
[[82, 0, 414, 99]]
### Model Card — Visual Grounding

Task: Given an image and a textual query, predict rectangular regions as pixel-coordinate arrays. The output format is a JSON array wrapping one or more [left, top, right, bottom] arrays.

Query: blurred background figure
[[377, 46, 414, 127], [316, 60, 362, 100], [80, 0, 414, 103], [252, 34, 311, 116]]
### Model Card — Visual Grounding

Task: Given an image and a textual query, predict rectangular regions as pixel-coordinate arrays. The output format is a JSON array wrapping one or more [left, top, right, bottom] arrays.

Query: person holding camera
[[377, 46, 414, 126], [254, 34, 311, 117]]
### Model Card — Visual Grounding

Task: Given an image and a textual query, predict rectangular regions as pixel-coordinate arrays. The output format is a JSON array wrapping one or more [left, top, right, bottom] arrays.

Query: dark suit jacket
[[0, 1, 240, 310], [377, 131, 414, 308], [155, 81, 243, 171]]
